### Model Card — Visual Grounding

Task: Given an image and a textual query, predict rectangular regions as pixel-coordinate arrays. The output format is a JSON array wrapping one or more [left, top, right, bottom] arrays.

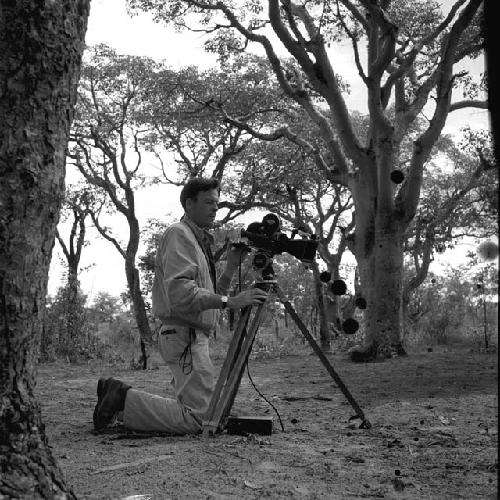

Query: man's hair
[[180, 177, 220, 209]]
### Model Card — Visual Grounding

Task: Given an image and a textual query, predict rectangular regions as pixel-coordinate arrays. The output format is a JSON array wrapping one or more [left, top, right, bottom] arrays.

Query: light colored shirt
[[152, 215, 231, 336]]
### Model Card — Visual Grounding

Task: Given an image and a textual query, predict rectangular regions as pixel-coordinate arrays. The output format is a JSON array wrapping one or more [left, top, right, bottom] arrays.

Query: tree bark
[[55, 201, 90, 359], [63, 268, 81, 360], [0, 1, 90, 497], [311, 263, 331, 352], [125, 215, 153, 364], [351, 177, 407, 361], [126, 262, 151, 368], [359, 220, 406, 359]]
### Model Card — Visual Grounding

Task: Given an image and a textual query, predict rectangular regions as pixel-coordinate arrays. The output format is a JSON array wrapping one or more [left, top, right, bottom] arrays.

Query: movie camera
[[232, 213, 318, 280]]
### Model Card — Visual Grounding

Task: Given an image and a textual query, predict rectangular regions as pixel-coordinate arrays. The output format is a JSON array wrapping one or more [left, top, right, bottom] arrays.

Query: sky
[[47, 0, 492, 300]]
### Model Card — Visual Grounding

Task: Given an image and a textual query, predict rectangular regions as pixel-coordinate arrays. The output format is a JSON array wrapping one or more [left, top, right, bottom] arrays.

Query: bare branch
[[55, 228, 70, 261], [335, 0, 368, 84], [449, 99, 488, 112], [90, 211, 126, 258]]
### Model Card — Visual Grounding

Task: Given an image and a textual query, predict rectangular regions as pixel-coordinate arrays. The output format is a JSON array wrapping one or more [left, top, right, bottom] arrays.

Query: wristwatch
[[220, 295, 228, 310]]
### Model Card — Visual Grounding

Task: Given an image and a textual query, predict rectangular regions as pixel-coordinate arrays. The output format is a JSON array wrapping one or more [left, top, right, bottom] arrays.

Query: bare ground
[[37, 345, 498, 500]]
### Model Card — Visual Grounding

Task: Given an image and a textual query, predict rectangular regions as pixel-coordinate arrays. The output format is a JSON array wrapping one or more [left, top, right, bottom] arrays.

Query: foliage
[[42, 282, 102, 362], [127, 0, 487, 357], [403, 128, 497, 300], [88, 291, 124, 324], [405, 261, 498, 348], [41, 285, 148, 364]]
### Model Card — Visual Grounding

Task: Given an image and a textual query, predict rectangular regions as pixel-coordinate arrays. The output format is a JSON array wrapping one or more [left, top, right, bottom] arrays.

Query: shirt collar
[[181, 214, 214, 245]]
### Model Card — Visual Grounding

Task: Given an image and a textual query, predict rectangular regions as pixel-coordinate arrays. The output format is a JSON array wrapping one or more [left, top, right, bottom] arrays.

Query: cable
[[236, 247, 285, 431], [245, 347, 285, 432]]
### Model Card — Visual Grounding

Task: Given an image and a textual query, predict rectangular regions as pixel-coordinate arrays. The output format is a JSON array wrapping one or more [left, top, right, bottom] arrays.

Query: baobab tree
[[0, 1, 90, 498], [129, 0, 487, 359]]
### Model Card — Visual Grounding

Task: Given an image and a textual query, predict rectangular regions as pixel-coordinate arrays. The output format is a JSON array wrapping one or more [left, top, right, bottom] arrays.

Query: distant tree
[[140, 54, 290, 183], [69, 45, 157, 346], [90, 291, 123, 324], [0, 1, 90, 497], [130, 0, 486, 360], [43, 281, 91, 362], [407, 258, 497, 346], [137, 218, 172, 307], [54, 186, 96, 356], [403, 128, 497, 311]]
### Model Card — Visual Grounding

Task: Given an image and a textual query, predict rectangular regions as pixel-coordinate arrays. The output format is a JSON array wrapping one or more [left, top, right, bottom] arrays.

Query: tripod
[[202, 279, 371, 437]]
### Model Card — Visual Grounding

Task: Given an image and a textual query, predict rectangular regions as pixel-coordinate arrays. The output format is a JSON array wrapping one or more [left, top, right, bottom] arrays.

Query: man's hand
[[228, 288, 268, 309]]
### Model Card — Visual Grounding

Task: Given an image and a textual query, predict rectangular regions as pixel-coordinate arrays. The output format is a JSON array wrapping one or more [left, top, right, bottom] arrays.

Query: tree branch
[[90, 212, 126, 258], [449, 99, 488, 112]]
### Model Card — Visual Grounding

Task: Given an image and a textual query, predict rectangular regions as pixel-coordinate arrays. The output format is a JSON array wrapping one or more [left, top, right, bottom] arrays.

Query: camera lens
[[253, 253, 268, 269]]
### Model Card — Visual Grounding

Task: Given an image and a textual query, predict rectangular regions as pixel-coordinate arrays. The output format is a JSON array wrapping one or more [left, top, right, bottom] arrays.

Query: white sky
[[48, 0, 492, 300]]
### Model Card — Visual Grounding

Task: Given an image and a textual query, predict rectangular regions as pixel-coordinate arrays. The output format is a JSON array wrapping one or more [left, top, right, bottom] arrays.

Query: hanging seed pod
[[354, 297, 367, 309], [330, 279, 347, 295], [390, 170, 405, 184], [477, 240, 499, 261], [342, 318, 359, 335], [319, 271, 331, 283]]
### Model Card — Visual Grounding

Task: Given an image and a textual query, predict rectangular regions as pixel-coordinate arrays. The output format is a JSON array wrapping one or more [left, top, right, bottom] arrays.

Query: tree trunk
[[64, 267, 80, 360], [0, 2, 90, 497], [355, 218, 407, 360], [311, 263, 331, 352], [123, 212, 153, 368], [125, 261, 152, 368]]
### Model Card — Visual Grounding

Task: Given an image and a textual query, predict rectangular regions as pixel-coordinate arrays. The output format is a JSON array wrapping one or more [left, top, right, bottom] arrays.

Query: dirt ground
[[37, 344, 498, 500]]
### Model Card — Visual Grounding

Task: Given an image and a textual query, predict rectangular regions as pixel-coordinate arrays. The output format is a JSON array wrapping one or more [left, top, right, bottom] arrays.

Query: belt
[[159, 326, 196, 337]]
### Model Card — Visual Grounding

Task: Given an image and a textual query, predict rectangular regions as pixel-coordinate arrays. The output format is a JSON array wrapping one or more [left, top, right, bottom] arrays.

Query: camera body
[[239, 214, 318, 277]]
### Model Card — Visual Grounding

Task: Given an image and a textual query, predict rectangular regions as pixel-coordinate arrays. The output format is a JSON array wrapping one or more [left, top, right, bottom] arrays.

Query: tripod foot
[[359, 419, 372, 429], [202, 420, 219, 439]]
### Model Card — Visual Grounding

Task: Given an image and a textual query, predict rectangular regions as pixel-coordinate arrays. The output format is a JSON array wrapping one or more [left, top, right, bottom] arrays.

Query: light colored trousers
[[123, 327, 216, 434]]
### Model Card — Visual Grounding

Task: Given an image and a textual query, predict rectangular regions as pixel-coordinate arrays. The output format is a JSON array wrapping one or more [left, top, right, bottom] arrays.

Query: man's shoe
[[93, 378, 131, 431], [93, 378, 110, 430]]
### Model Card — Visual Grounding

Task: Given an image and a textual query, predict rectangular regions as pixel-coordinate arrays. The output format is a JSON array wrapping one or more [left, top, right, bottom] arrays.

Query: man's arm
[[216, 244, 249, 295], [161, 228, 268, 312], [160, 226, 220, 314]]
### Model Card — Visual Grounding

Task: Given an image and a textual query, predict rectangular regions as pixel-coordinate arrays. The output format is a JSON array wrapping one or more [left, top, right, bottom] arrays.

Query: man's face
[[186, 188, 219, 228]]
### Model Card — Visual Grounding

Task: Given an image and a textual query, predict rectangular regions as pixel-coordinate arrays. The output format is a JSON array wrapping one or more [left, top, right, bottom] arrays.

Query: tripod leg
[[275, 285, 371, 429], [219, 331, 258, 429], [202, 307, 252, 436], [207, 302, 266, 434]]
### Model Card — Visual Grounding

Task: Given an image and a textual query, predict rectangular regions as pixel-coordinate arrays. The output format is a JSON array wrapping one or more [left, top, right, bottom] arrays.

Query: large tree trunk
[[0, 1, 90, 498], [354, 216, 407, 361], [351, 173, 407, 361]]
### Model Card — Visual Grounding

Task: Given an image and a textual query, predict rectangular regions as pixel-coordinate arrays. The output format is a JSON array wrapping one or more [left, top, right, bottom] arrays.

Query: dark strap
[[204, 241, 217, 290], [160, 327, 176, 336], [181, 220, 216, 289], [179, 327, 196, 375]]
